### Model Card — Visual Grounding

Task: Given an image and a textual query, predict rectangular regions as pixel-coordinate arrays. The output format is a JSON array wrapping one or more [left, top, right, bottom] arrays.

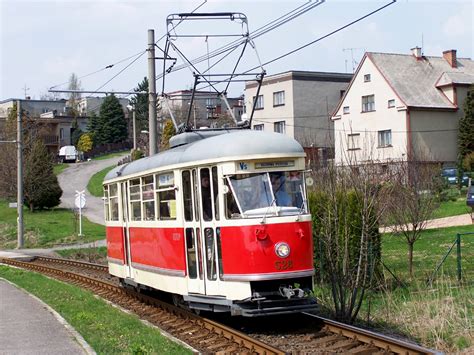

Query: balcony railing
[[41, 135, 59, 145]]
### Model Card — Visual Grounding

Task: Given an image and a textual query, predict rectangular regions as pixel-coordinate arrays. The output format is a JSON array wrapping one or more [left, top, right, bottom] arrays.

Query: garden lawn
[[92, 150, 128, 161], [431, 197, 471, 219], [0, 266, 190, 355], [87, 165, 115, 197], [382, 224, 474, 281], [0, 200, 104, 248]]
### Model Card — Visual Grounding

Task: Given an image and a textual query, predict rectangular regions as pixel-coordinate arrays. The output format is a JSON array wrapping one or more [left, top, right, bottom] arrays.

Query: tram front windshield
[[227, 171, 307, 217]]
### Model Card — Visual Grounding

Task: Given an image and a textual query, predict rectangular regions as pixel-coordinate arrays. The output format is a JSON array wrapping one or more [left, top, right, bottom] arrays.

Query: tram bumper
[[231, 297, 318, 317]]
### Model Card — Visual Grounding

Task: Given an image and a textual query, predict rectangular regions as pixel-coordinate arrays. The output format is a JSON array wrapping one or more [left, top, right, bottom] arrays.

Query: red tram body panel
[[219, 221, 313, 276]]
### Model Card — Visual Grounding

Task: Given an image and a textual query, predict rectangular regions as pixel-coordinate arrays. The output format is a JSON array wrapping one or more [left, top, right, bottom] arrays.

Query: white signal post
[[75, 190, 86, 237]]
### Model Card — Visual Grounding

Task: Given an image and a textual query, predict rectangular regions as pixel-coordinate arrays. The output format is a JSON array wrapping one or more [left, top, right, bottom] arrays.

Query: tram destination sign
[[255, 161, 295, 169]]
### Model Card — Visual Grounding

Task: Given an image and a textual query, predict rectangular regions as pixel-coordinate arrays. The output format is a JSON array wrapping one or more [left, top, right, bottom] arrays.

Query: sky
[[0, 0, 472, 101]]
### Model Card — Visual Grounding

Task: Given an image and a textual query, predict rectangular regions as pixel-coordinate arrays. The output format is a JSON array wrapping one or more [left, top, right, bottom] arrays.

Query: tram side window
[[216, 228, 224, 280], [129, 179, 141, 221], [141, 175, 155, 220], [109, 184, 119, 221], [182, 171, 193, 222], [204, 228, 217, 281], [200, 168, 212, 221], [185, 228, 197, 279], [156, 172, 176, 220], [212, 167, 219, 221], [103, 186, 110, 221]]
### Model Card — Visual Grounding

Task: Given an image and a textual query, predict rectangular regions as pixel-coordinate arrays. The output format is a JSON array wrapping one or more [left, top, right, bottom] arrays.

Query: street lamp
[[127, 104, 137, 150]]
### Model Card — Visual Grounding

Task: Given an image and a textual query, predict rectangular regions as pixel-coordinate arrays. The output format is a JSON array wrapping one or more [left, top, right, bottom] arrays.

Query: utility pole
[[132, 109, 137, 150], [17, 100, 24, 249], [148, 29, 158, 156]]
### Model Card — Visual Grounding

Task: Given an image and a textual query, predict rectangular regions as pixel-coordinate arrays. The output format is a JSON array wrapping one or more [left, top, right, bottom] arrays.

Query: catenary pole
[[148, 29, 158, 156], [132, 109, 137, 150], [17, 100, 24, 248]]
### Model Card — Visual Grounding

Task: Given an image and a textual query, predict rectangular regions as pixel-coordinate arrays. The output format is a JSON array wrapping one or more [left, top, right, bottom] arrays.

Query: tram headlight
[[275, 242, 290, 258]]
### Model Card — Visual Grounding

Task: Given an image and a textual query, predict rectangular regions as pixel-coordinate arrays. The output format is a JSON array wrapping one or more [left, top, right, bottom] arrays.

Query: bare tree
[[311, 137, 394, 323], [388, 160, 441, 277]]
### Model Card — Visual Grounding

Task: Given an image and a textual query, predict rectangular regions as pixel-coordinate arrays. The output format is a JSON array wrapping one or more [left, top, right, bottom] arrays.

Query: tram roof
[[104, 130, 304, 182]]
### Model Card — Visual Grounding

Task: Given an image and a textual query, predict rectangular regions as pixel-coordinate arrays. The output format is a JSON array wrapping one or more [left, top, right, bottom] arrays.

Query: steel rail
[[303, 313, 441, 355], [0, 257, 284, 355]]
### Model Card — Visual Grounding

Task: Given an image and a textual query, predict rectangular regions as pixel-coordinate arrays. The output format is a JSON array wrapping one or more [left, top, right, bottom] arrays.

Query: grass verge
[[0, 266, 190, 354], [314, 224, 474, 353], [92, 150, 128, 161], [0, 200, 104, 249], [53, 163, 69, 175], [87, 165, 115, 197]]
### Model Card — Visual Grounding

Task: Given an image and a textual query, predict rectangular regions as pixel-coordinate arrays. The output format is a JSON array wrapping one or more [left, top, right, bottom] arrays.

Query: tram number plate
[[275, 260, 293, 271]]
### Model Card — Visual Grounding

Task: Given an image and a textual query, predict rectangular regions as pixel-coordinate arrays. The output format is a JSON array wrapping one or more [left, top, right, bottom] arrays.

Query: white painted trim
[[222, 269, 314, 281], [131, 262, 185, 277]]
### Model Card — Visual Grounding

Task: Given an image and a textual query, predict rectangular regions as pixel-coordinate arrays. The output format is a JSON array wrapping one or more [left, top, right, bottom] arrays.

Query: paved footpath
[[380, 213, 473, 233], [58, 154, 127, 226], [0, 278, 94, 354]]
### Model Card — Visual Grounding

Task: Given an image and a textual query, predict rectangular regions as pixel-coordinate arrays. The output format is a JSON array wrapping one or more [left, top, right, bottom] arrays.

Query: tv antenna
[[343, 47, 365, 73]]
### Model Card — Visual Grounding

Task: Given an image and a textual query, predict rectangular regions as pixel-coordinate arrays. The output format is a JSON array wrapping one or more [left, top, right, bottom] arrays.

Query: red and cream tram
[[103, 130, 316, 316]]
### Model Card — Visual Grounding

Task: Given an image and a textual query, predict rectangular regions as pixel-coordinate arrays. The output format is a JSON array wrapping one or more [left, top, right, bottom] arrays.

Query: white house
[[332, 49, 474, 165]]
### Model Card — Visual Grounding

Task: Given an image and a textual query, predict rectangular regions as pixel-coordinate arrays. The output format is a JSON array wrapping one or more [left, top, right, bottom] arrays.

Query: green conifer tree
[[129, 77, 149, 131], [457, 85, 474, 171], [24, 140, 62, 210], [98, 95, 128, 144]]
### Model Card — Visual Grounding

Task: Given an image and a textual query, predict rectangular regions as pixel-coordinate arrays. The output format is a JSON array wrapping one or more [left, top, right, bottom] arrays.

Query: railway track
[[1, 256, 439, 354], [0, 257, 283, 354]]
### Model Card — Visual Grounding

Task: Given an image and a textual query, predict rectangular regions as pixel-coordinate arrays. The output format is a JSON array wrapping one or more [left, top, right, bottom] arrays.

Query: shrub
[[131, 149, 144, 161]]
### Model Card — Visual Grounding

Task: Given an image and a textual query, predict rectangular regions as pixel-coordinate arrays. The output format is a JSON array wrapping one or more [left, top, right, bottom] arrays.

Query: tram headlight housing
[[275, 242, 290, 258]]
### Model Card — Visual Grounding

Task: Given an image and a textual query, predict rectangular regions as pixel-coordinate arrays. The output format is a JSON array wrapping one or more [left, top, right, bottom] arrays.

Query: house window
[[340, 90, 346, 98], [343, 106, 350, 114], [273, 91, 285, 106], [362, 95, 375, 112], [378, 130, 392, 147], [388, 99, 395, 108], [347, 133, 360, 150], [364, 74, 371, 82], [253, 95, 264, 110], [59, 128, 64, 140], [253, 124, 264, 131], [274, 121, 285, 134]]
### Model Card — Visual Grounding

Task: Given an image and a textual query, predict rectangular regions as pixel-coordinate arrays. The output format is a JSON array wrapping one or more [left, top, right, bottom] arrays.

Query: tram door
[[120, 182, 133, 279], [197, 167, 221, 296], [182, 170, 205, 295]]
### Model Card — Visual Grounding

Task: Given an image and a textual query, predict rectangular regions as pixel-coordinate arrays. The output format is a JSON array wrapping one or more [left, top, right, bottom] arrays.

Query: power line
[[251, 118, 459, 134], [196, 0, 397, 92], [49, 1, 208, 94]]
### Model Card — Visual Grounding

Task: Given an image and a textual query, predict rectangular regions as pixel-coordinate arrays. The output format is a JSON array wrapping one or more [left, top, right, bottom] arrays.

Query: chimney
[[443, 49, 457, 68], [411, 46, 422, 60]]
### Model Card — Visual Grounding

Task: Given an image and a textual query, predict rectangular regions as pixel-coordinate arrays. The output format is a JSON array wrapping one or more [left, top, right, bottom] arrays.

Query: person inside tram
[[201, 172, 212, 220], [270, 173, 291, 206]]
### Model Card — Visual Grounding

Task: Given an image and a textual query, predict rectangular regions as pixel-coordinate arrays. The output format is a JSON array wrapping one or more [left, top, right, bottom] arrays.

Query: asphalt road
[[57, 155, 127, 225]]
